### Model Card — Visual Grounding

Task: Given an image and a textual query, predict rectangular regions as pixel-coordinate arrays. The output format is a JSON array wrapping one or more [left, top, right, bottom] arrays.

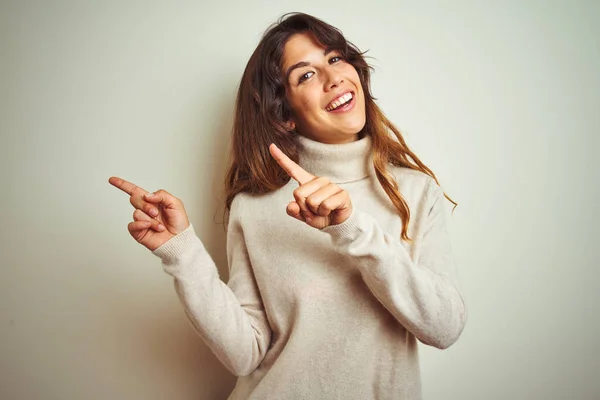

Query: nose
[[324, 68, 343, 91]]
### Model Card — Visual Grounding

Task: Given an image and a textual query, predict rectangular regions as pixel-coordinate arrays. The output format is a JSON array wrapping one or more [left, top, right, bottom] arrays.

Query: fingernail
[[150, 209, 158, 217], [145, 193, 154, 197], [158, 224, 165, 230]]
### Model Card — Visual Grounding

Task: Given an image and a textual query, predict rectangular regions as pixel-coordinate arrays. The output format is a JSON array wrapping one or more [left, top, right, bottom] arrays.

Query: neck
[[296, 134, 373, 184]]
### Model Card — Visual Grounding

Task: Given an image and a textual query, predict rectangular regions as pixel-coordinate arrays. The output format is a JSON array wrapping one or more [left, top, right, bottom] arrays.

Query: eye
[[329, 55, 343, 64], [298, 71, 314, 83]]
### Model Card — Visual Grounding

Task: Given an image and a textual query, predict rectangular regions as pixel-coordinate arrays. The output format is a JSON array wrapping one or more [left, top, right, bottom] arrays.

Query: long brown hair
[[225, 12, 456, 241]]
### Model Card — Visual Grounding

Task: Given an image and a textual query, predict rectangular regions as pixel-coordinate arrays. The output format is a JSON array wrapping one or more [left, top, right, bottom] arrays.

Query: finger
[[140, 189, 181, 219], [129, 193, 159, 218], [109, 176, 159, 217], [133, 209, 152, 222], [292, 177, 329, 213], [293, 177, 333, 213], [128, 220, 152, 239], [108, 176, 149, 197], [133, 209, 165, 231], [143, 189, 181, 210], [317, 190, 351, 217], [306, 183, 344, 215], [286, 201, 305, 222], [269, 144, 314, 185]]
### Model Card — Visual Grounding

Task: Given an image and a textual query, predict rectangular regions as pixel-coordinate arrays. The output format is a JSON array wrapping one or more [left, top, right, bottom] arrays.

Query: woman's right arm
[[152, 195, 271, 377]]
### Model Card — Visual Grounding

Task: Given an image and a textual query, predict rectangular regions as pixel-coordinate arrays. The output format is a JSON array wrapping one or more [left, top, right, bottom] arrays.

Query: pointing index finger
[[108, 176, 148, 196], [269, 144, 314, 185]]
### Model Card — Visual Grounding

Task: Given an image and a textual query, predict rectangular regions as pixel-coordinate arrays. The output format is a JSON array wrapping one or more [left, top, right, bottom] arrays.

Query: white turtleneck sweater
[[152, 134, 467, 400]]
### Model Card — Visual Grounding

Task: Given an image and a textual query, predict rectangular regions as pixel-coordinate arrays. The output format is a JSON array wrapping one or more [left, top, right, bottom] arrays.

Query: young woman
[[109, 12, 467, 400]]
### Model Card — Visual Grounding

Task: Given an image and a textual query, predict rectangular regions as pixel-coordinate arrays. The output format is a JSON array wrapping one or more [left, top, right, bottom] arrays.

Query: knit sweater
[[152, 134, 467, 400]]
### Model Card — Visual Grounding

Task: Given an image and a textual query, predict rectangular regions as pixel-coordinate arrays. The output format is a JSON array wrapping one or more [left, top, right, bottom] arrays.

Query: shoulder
[[387, 166, 437, 196], [229, 190, 264, 222], [385, 165, 446, 215], [228, 192, 251, 230]]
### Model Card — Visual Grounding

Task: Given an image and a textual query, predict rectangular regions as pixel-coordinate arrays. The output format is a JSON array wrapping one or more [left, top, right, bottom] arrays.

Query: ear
[[284, 120, 296, 132]]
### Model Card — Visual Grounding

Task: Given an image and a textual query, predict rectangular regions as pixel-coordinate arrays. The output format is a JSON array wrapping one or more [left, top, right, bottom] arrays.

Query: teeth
[[327, 92, 353, 111]]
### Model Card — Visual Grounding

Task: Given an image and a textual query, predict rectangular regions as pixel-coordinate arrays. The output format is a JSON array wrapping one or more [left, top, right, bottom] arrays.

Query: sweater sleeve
[[151, 195, 271, 376], [322, 179, 467, 349]]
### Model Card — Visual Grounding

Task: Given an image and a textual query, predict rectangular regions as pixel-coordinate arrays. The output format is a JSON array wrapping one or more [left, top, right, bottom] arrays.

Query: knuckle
[[306, 197, 319, 209], [325, 196, 339, 208], [156, 189, 179, 202], [157, 189, 172, 198], [320, 200, 332, 211]]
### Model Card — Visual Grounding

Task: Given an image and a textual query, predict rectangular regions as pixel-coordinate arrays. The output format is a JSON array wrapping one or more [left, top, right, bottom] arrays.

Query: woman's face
[[281, 32, 366, 144]]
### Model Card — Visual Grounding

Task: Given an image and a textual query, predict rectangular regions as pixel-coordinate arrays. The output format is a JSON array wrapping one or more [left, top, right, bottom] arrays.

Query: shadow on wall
[[195, 93, 237, 283], [169, 92, 239, 396], [107, 295, 236, 399], [115, 91, 239, 398]]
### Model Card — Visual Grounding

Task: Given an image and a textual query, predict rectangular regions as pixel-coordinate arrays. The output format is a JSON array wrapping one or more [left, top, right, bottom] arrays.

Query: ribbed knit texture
[[153, 134, 467, 399]]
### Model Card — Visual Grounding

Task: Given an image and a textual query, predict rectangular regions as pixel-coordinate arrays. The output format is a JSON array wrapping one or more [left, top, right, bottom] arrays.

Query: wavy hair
[[225, 12, 456, 241]]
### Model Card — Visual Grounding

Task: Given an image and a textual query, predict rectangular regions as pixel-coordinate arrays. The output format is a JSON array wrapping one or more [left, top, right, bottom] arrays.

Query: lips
[[325, 91, 354, 112]]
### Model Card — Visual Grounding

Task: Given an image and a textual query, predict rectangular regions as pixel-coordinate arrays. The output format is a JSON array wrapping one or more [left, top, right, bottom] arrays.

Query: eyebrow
[[284, 48, 335, 83]]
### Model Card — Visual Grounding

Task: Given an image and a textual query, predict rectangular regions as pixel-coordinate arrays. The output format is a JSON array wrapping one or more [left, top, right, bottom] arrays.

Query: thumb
[[144, 190, 182, 209], [144, 189, 189, 234], [286, 201, 304, 222]]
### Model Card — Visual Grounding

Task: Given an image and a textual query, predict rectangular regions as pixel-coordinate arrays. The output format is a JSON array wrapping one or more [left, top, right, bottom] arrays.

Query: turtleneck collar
[[295, 134, 374, 184]]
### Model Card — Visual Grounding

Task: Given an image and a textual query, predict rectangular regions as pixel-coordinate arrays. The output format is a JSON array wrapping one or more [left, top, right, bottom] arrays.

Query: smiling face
[[281, 32, 366, 144]]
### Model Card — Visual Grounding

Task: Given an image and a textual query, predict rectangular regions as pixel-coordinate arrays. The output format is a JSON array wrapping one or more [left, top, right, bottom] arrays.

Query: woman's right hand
[[108, 176, 190, 252]]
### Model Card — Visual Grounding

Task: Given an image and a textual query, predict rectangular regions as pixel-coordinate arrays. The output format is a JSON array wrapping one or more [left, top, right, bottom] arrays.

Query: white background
[[1, 1, 598, 399]]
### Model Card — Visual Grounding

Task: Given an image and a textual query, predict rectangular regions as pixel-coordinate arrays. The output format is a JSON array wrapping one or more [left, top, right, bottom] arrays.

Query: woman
[[109, 12, 467, 400]]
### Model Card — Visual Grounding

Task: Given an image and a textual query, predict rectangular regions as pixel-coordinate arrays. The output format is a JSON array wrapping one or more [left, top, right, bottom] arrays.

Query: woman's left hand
[[269, 143, 353, 229]]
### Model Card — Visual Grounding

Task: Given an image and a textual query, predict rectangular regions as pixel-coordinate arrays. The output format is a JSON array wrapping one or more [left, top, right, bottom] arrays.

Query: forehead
[[282, 32, 327, 67]]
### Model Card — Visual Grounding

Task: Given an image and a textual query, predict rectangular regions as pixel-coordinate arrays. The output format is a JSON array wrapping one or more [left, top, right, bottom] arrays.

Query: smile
[[325, 92, 355, 112]]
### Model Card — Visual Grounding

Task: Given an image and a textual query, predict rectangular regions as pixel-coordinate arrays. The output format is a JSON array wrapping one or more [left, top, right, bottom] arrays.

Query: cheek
[[289, 87, 323, 121], [343, 64, 360, 78], [297, 89, 320, 112]]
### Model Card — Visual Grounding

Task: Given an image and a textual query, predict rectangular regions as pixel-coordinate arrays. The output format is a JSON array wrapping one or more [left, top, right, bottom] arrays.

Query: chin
[[331, 130, 361, 144], [343, 120, 366, 136]]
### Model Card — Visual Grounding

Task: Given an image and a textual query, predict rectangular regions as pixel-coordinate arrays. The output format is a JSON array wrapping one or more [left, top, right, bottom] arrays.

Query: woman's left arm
[[322, 179, 467, 349], [269, 144, 467, 349]]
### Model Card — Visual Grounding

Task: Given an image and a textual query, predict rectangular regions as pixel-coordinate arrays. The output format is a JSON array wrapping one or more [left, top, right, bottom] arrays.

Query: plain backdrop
[[1, 1, 599, 399]]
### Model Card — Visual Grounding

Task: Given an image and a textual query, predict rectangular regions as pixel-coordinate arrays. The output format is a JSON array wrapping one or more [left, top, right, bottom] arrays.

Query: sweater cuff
[[321, 210, 363, 243], [152, 223, 200, 265]]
